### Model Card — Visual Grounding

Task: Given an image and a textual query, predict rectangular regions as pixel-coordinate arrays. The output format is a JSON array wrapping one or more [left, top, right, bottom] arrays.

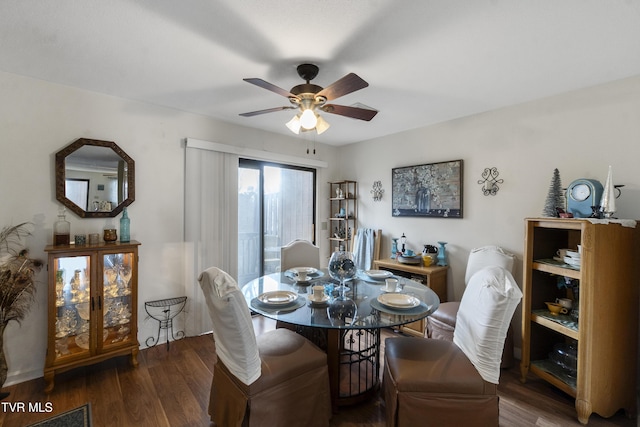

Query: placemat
[[370, 297, 430, 316], [251, 296, 306, 314]]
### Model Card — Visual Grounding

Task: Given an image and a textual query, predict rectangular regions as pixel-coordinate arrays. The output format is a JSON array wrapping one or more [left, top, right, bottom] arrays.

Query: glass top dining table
[[241, 268, 440, 408], [241, 269, 440, 330]]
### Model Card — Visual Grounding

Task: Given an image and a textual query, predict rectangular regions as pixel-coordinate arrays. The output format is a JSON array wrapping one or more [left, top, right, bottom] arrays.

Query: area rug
[[27, 403, 92, 427]]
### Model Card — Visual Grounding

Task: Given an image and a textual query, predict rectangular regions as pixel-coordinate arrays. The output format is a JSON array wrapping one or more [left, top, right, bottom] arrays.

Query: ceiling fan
[[239, 64, 377, 135]]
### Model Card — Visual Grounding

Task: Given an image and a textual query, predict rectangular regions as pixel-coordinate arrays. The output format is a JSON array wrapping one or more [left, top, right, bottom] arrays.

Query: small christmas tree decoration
[[543, 168, 565, 217]]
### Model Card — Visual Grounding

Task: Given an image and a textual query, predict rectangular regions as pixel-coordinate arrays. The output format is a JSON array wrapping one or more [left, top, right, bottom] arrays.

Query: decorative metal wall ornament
[[370, 180, 384, 201], [478, 167, 503, 196]]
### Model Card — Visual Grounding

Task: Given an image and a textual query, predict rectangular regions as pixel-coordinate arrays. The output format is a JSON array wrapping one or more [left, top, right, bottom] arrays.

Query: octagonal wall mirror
[[55, 138, 135, 218]]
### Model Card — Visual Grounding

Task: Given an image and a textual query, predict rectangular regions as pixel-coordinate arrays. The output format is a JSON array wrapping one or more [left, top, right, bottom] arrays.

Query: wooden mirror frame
[[55, 138, 135, 218]]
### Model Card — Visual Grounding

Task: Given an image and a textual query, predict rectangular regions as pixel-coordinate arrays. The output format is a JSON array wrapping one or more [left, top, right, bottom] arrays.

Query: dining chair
[[280, 239, 320, 271], [383, 265, 522, 426], [425, 245, 516, 367], [198, 267, 331, 427]]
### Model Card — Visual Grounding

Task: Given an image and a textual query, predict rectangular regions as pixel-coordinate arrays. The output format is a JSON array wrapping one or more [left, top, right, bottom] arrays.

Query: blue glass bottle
[[437, 241, 448, 266], [391, 238, 399, 259], [120, 208, 130, 242]]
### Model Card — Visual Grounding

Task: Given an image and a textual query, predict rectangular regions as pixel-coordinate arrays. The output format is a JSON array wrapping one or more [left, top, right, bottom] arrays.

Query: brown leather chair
[[198, 267, 331, 427], [383, 265, 522, 427], [426, 245, 516, 368]]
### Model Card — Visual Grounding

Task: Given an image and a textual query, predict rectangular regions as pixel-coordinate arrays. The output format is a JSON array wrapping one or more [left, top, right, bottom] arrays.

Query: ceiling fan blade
[[243, 78, 297, 98], [239, 106, 296, 117], [316, 73, 369, 101], [320, 104, 378, 121]]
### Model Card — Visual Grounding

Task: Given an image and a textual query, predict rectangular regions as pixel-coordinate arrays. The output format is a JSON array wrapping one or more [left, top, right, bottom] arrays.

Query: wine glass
[[55, 269, 65, 306], [120, 264, 132, 295], [327, 296, 358, 327], [104, 266, 118, 285], [327, 251, 358, 326], [70, 269, 82, 303], [328, 251, 357, 295]]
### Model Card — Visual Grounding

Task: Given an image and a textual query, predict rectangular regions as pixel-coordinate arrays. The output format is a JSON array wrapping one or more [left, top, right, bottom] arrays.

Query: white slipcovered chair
[[383, 265, 523, 426], [426, 245, 516, 367], [198, 267, 331, 427], [280, 239, 320, 271]]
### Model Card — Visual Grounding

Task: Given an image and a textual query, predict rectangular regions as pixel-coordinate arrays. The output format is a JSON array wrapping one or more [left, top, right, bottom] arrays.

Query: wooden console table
[[372, 258, 448, 337]]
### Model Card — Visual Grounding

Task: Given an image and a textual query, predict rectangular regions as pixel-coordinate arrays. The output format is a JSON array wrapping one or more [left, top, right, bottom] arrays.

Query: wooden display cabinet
[[44, 240, 141, 392], [520, 218, 638, 424]]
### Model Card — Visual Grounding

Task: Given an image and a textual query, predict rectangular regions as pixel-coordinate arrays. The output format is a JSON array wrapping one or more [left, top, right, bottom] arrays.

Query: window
[[65, 178, 90, 211], [238, 159, 316, 285]]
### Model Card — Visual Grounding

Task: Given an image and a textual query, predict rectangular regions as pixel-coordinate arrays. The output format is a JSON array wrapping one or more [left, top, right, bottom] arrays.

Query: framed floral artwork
[[392, 159, 463, 218]]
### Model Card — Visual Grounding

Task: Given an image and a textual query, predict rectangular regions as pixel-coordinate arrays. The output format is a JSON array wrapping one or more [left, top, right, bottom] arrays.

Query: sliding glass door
[[238, 159, 316, 285]]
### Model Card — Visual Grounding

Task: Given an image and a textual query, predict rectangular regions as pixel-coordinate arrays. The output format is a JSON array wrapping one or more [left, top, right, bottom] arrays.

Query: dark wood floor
[[0, 317, 636, 427]]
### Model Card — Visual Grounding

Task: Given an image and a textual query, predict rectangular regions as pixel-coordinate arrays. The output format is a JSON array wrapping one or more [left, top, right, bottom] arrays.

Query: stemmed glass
[[55, 269, 66, 307], [328, 251, 356, 295], [55, 309, 77, 356], [70, 269, 82, 303], [120, 264, 132, 295], [104, 266, 119, 297], [327, 251, 358, 326]]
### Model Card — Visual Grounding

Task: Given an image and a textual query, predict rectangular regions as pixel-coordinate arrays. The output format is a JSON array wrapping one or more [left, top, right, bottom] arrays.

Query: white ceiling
[[2, 0, 640, 146]]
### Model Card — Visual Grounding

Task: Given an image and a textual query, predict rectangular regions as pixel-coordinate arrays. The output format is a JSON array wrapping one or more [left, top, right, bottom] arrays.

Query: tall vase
[[437, 241, 448, 266], [391, 238, 399, 259]]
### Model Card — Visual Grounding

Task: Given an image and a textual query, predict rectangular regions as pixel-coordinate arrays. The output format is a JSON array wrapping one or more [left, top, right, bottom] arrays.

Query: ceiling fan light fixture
[[242, 64, 375, 136], [286, 115, 301, 134], [299, 108, 318, 130], [315, 114, 330, 135]]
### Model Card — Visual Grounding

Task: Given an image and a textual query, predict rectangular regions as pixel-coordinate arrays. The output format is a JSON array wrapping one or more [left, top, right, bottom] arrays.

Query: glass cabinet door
[[53, 255, 91, 361], [102, 252, 134, 348]]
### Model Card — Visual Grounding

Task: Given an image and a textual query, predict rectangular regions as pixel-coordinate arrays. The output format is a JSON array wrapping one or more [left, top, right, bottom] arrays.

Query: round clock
[[566, 178, 603, 218]]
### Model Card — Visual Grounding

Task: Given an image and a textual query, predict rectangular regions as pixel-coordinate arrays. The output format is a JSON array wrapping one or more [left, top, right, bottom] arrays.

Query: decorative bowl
[[397, 255, 421, 265]]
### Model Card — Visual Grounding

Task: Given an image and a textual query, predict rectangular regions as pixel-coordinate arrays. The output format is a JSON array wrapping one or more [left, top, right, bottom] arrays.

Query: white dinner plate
[[377, 293, 420, 309], [364, 270, 393, 280], [257, 291, 297, 306], [563, 256, 581, 266]]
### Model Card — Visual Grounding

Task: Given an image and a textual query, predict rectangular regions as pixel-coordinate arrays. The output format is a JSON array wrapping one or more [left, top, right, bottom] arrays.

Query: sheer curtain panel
[[185, 144, 239, 336]]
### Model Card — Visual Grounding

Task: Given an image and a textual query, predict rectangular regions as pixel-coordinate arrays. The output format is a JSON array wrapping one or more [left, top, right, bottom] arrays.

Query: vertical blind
[[184, 146, 239, 335]]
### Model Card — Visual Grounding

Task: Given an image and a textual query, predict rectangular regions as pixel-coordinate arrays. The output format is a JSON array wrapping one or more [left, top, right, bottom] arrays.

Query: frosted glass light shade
[[286, 111, 330, 135], [286, 115, 301, 134], [315, 115, 330, 134], [300, 109, 318, 129]]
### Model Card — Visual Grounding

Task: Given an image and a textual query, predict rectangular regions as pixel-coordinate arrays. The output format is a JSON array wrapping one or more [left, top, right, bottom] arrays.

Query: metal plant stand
[[144, 296, 187, 350]]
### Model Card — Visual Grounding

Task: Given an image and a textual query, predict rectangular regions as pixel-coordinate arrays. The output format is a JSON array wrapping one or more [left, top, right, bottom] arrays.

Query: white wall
[[0, 70, 340, 386], [2, 67, 640, 386], [340, 74, 640, 352]]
